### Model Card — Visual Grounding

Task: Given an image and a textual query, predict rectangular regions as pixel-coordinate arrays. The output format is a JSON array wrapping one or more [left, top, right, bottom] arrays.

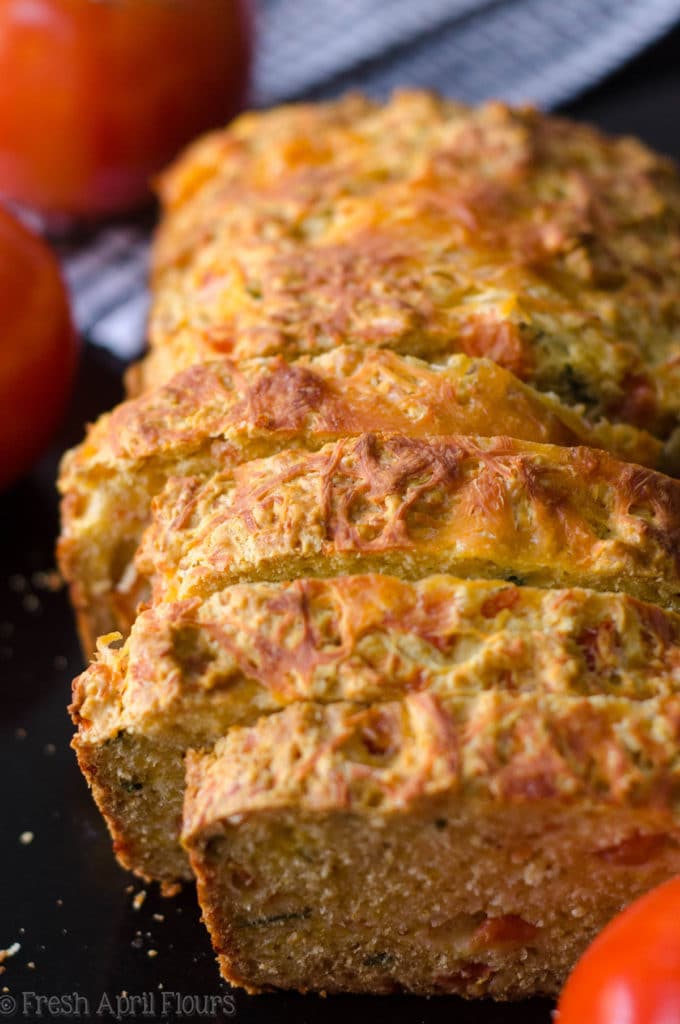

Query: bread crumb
[[147, 950, 158, 959], [0, 944, 20, 963], [26, 962, 35, 970], [124, 884, 134, 894], [44, 744, 56, 756], [132, 890, 147, 911], [152, 914, 165, 923], [19, 832, 34, 846], [160, 880, 182, 898], [31, 570, 62, 592]]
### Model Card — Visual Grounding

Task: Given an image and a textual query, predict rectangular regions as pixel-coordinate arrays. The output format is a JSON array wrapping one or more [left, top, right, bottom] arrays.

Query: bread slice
[[59, 347, 658, 654], [139, 92, 680, 443], [70, 575, 680, 882], [182, 692, 680, 997], [138, 433, 680, 611]]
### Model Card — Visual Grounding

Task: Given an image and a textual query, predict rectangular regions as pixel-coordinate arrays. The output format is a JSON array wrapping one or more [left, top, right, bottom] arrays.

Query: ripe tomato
[[0, 0, 252, 218], [0, 205, 77, 489], [557, 875, 680, 1024]]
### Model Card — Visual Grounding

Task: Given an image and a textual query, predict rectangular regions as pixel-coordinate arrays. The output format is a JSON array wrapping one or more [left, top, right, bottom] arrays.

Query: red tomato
[[0, 205, 77, 489], [0, 0, 252, 218], [558, 875, 680, 1024]]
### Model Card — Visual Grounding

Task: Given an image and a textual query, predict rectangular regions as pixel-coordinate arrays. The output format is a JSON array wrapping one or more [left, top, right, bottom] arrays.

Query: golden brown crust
[[70, 574, 680, 883], [72, 576, 680, 746], [59, 346, 662, 655], [143, 92, 680, 439], [63, 348, 662, 475], [183, 692, 680, 835], [138, 434, 680, 610]]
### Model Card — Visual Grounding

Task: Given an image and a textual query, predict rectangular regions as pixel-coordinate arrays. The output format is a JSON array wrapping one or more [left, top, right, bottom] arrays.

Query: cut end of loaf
[[183, 696, 680, 996], [192, 804, 680, 998]]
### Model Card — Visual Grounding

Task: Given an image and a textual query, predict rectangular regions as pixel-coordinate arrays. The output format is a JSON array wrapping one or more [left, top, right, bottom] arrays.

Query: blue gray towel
[[58, 0, 680, 361]]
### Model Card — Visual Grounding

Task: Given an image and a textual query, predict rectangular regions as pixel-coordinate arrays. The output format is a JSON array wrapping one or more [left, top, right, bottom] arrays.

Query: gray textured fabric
[[254, 0, 680, 109], [59, 0, 680, 361]]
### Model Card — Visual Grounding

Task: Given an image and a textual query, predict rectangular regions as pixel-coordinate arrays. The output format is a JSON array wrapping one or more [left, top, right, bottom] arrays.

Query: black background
[[1, 28, 679, 1024]]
